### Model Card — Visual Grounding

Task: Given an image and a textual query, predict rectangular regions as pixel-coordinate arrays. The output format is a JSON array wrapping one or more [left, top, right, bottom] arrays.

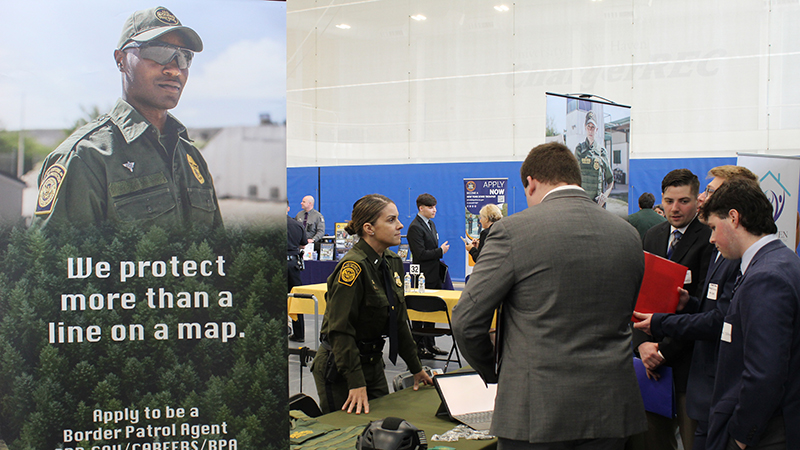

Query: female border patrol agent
[[312, 194, 433, 414]]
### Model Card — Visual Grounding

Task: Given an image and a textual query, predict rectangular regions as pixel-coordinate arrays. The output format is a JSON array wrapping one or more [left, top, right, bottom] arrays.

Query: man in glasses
[[32, 6, 222, 231]]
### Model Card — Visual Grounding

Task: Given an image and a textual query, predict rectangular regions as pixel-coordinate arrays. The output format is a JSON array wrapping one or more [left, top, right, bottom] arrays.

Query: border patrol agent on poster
[[575, 111, 614, 207], [31, 6, 222, 230]]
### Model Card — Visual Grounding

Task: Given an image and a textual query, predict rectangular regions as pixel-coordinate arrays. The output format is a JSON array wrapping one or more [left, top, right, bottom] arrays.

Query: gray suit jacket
[[452, 188, 647, 443]]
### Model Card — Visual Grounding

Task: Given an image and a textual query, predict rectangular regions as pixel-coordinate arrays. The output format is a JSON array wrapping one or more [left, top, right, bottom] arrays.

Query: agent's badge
[[35, 164, 67, 215], [593, 160, 600, 170], [582, 157, 591, 165], [394, 272, 402, 287], [186, 154, 205, 184], [338, 261, 362, 287]]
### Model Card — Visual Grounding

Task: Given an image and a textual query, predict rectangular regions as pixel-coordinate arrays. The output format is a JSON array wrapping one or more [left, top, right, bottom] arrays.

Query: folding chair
[[289, 393, 322, 418], [405, 295, 462, 372]]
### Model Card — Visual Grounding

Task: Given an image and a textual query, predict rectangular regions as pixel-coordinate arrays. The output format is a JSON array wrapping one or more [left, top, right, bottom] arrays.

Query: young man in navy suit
[[634, 169, 715, 450], [407, 193, 450, 358], [634, 166, 758, 450], [701, 178, 800, 450]]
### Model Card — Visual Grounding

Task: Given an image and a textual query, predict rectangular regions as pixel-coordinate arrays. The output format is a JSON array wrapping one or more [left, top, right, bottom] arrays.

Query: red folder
[[632, 251, 688, 322]]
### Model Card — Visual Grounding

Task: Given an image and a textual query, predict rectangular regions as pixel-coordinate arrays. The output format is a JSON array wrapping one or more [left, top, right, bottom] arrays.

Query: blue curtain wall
[[288, 157, 746, 282]]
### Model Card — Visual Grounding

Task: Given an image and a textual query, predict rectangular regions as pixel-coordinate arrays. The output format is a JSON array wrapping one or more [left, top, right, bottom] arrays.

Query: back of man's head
[[708, 165, 758, 182], [699, 178, 777, 236], [416, 193, 437, 209], [638, 192, 655, 209], [661, 169, 700, 197], [520, 142, 582, 188]]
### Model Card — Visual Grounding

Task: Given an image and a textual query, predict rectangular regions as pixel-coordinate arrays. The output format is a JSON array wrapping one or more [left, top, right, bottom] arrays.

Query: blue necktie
[[667, 230, 682, 260]]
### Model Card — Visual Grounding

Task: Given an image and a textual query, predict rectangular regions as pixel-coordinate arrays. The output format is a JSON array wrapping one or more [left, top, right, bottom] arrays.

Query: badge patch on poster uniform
[[186, 154, 205, 184], [338, 261, 361, 286], [35, 163, 67, 215], [155, 7, 179, 24], [593, 160, 600, 170]]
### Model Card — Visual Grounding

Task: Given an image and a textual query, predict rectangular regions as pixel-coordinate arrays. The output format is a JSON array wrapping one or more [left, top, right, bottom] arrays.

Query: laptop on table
[[433, 371, 497, 431]]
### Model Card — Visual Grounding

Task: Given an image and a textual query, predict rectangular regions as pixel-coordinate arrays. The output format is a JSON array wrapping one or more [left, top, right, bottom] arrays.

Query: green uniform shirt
[[575, 139, 613, 201], [321, 239, 422, 389], [32, 99, 222, 230]]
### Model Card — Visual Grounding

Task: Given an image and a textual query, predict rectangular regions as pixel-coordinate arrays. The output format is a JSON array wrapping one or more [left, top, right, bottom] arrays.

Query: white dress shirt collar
[[741, 234, 780, 275], [542, 185, 584, 201]]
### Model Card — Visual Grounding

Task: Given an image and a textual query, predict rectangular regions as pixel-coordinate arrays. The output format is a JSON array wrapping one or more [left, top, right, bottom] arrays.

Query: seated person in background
[[311, 194, 433, 415], [465, 203, 502, 263]]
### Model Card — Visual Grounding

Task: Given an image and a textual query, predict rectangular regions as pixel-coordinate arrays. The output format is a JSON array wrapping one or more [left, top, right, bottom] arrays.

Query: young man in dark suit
[[634, 169, 714, 450], [634, 165, 757, 450], [700, 178, 800, 450], [407, 193, 450, 358]]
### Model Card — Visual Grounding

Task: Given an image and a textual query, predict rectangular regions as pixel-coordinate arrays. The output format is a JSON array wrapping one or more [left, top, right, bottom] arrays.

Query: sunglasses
[[123, 41, 194, 69]]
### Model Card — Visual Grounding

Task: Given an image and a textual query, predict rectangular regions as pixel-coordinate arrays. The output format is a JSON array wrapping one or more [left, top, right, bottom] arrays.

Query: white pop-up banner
[[737, 153, 800, 251]]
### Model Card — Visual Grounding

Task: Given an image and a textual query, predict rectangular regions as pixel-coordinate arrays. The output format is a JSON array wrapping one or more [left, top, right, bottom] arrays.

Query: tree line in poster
[[0, 221, 287, 450]]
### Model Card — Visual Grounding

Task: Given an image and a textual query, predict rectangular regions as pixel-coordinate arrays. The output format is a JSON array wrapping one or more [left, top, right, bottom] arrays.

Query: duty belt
[[319, 334, 386, 365]]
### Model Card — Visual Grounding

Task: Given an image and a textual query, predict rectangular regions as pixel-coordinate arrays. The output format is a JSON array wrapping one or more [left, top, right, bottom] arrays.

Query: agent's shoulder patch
[[35, 163, 67, 215], [338, 261, 362, 287]]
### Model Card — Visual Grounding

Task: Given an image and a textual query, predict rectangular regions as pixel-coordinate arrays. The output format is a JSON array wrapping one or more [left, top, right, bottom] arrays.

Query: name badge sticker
[[707, 283, 719, 300], [721, 322, 732, 343], [684, 270, 692, 285]]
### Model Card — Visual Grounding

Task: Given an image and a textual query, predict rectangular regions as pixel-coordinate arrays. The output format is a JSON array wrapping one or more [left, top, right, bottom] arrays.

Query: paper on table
[[632, 251, 688, 322]]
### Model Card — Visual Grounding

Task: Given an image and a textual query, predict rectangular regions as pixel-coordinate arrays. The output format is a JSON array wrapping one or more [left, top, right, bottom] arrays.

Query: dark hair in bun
[[345, 194, 394, 237]]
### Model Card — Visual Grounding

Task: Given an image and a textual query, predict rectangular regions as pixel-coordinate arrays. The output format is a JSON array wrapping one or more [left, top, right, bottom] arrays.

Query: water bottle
[[404, 272, 411, 294], [418, 273, 426, 293]]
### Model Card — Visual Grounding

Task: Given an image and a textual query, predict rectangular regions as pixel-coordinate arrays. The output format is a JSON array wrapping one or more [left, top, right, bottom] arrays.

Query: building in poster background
[[737, 154, 800, 251], [463, 178, 508, 276], [546, 93, 631, 218]]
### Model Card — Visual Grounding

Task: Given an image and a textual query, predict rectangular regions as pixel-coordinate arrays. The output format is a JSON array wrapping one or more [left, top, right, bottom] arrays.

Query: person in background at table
[[655, 204, 666, 217], [407, 193, 450, 359], [453, 142, 647, 449], [312, 194, 433, 415], [296, 195, 325, 246], [627, 192, 667, 241], [464, 203, 502, 263], [287, 202, 307, 343]]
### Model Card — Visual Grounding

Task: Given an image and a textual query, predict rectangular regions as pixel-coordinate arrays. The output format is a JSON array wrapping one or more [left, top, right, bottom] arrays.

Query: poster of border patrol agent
[[0, 2, 288, 449], [545, 93, 631, 218]]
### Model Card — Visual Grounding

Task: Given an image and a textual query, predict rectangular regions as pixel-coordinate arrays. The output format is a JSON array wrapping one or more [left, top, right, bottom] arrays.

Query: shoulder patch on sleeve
[[338, 261, 362, 287], [35, 163, 67, 215]]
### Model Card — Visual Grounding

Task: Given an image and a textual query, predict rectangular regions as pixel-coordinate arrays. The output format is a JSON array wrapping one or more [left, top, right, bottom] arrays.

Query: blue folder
[[633, 357, 676, 418]]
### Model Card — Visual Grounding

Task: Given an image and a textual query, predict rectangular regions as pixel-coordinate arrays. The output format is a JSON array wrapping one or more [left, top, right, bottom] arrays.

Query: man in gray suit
[[453, 142, 647, 450]]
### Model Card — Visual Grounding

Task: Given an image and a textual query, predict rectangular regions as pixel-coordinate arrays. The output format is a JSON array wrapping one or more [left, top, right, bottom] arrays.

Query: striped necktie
[[667, 230, 682, 260]]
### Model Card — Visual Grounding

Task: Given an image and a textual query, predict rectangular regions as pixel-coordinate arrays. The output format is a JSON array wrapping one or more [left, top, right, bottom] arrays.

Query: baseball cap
[[585, 111, 597, 127], [117, 6, 203, 52]]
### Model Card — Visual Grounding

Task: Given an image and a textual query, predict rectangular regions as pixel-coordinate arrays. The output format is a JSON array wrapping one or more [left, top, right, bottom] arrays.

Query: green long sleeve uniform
[[32, 99, 222, 231], [312, 238, 422, 411]]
